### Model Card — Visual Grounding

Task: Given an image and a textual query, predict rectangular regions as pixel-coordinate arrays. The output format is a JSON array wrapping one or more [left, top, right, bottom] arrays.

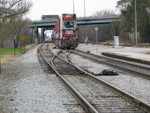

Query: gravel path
[[0, 45, 80, 113]]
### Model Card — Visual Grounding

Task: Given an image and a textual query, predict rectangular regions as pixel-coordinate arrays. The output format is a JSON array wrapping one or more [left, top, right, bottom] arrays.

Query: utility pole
[[149, 0, 150, 28], [135, 0, 138, 45], [84, 0, 86, 18], [73, 0, 75, 14]]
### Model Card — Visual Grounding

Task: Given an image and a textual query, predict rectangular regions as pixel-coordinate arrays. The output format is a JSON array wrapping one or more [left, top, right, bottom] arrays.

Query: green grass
[[0, 48, 24, 56]]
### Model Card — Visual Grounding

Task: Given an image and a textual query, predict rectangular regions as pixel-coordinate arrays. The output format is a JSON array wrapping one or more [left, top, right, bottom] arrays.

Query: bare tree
[[91, 9, 116, 18], [0, 0, 32, 19], [0, 0, 32, 47], [10, 16, 32, 47]]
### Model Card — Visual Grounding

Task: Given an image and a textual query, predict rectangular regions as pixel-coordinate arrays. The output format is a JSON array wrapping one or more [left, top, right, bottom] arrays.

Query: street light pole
[[135, 0, 138, 45], [149, 0, 150, 27], [73, 0, 75, 14], [84, 0, 86, 18]]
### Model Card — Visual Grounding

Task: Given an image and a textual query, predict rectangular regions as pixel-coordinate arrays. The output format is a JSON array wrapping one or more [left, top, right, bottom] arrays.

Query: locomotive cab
[[53, 14, 78, 49]]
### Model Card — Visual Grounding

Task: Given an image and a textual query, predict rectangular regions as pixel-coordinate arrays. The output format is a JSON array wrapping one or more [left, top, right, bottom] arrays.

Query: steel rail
[[73, 50, 150, 77], [38, 45, 99, 113], [57, 50, 150, 112], [39, 44, 150, 112]]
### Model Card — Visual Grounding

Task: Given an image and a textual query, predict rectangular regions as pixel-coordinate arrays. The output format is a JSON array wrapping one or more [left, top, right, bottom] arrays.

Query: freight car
[[52, 14, 78, 49]]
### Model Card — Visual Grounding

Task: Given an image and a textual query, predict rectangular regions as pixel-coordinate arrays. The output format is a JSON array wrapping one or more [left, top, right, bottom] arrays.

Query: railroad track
[[38, 43, 150, 113], [71, 50, 150, 78], [38, 43, 87, 113], [70, 49, 150, 105]]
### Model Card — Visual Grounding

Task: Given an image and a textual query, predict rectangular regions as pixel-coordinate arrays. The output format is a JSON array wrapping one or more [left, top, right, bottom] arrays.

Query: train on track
[[52, 14, 78, 49]]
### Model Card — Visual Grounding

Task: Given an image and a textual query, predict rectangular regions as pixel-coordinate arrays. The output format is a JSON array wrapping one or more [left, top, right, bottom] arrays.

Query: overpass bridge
[[31, 15, 120, 28], [30, 15, 120, 43]]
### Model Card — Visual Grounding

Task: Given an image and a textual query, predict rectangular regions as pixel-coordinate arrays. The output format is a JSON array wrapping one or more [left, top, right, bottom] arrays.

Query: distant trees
[[78, 10, 117, 43], [9, 16, 32, 48], [79, 0, 150, 44], [91, 10, 116, 18], [117, 0, 150, 43], [0, 0, 32, 47]]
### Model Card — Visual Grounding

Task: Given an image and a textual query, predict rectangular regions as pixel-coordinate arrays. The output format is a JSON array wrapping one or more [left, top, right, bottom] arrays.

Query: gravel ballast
[[0, 45, 82, 113], [0, 43, 149, 112], [73, 44, 150, 105]]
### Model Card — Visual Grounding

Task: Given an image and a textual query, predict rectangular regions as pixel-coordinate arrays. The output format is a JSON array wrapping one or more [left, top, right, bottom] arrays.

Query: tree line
[[117, 0, 150, 44], [0, 0, 149, 47], [79, 0, 150, 44], [0, 0, 32, 48]]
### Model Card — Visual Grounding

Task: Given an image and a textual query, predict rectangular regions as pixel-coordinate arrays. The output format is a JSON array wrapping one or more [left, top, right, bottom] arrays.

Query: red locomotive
[[52, 14, 78, 49]]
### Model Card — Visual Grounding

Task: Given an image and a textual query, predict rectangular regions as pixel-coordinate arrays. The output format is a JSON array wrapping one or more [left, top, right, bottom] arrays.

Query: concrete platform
[[77, 44, 150, 65], [102, 52, 150, 65]]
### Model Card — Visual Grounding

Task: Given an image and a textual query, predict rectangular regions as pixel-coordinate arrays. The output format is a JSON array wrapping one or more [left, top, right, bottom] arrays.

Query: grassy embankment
[[0, 44, 35, 64]]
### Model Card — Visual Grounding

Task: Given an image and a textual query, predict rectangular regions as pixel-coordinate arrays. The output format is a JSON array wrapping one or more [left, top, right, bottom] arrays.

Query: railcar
[[52, 14, 78, 49]]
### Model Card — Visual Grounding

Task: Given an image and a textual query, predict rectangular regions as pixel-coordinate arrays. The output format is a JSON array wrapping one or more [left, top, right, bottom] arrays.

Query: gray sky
[[27, 0, 119, 21]]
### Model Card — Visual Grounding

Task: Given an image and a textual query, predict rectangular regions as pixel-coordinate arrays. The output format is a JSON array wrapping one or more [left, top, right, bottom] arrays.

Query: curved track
[[38, 43, 150, 113]]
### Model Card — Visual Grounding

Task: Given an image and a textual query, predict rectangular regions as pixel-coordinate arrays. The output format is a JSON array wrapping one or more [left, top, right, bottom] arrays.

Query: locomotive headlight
[[65, 30, 73, 34]]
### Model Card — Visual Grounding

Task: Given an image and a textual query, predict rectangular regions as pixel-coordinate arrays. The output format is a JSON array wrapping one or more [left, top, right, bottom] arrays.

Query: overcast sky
[[27, 0, 119, 21]]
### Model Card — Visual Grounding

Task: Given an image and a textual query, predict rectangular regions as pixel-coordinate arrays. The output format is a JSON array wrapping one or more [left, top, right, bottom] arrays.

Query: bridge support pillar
[[41, 28, 45, 42], [35, 27, 41, 44]]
